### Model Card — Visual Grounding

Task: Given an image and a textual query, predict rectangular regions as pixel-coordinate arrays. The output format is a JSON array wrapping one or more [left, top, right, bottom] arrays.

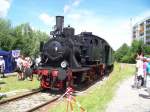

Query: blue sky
[[0, 0, 150, 50]]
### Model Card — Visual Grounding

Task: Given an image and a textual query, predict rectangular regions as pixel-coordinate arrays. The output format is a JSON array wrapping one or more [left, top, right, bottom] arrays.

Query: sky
[[0, 0, 150, 50]]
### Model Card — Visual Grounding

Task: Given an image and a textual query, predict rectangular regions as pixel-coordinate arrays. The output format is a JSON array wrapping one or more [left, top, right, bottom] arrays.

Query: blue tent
[[0, 50, 16, 73]]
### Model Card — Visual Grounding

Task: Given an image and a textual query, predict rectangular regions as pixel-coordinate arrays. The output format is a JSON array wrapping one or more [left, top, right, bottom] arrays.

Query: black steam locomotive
[[37, 16, 114, 90]]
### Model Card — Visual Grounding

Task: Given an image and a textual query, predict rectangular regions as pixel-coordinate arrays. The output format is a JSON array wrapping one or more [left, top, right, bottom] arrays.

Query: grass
[[0, 73, 40, 93], [49, 63, 135, 112]]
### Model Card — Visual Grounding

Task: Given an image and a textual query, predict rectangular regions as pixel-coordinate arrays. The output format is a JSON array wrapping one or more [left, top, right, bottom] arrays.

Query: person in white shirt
[[15, 56, 24, 80], [136, 58, 144, 77], [135, 56, 144, 88], [133, 53, 144, 88], [0, 56, 5, 78], [35, 56, 41, 67]]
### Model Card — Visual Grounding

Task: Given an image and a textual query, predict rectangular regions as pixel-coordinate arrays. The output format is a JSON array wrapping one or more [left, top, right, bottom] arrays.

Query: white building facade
[[132, 17, 150, 44]]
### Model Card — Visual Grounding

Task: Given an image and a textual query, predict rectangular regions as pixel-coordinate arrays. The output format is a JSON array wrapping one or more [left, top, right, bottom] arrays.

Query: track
[[0, 90, 60, 112], [0, 75, 107, 112]]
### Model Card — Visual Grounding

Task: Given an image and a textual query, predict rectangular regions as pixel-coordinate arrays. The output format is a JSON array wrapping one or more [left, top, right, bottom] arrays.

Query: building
[[132, 16, 150, 44]]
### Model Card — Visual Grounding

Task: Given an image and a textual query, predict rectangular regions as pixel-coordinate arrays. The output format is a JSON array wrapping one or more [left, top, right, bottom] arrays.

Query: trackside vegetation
[[114, 40, 150, 63], [0, 74, 40, 93], [49, 63, 135, 112]]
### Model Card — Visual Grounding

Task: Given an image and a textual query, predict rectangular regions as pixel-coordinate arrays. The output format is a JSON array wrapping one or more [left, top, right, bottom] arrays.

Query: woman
[[23, 57, 33, 81], [146, 59, 150, 95]]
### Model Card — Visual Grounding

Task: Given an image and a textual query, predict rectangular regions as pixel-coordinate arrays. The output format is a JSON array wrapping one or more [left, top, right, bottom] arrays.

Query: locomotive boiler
[[37, 16, 114, 90]]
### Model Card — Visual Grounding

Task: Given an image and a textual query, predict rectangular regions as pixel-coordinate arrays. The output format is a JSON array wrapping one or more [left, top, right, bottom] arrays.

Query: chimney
[[56, 16, 64, 32]]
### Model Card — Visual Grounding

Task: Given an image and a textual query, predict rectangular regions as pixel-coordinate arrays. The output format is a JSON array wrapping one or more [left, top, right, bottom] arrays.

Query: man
[[134, 56, 144, 88], [15, 56, 24, 80], [0, 56, 5, 78]]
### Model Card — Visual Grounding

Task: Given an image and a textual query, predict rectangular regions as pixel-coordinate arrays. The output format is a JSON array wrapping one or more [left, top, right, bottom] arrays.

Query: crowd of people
[[0, 54, 41, 81], [15, 55, 40, 81], [135, 53, 150, 95], [0, 55, 41, 98], [16, 56, 41, 81]]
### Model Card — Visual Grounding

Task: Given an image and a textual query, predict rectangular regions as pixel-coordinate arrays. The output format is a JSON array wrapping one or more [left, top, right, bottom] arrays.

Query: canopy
[[0, 50, 10, 56], [0, 50, 16, 73]]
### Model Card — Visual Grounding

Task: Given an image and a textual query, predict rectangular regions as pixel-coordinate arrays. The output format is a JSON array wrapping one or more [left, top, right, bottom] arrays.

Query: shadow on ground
[[139, 94, 150, 99]]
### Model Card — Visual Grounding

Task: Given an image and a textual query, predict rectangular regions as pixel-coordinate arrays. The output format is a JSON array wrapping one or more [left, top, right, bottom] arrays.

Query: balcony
[[146, 33, 150, 36], [146, 23, 150, 27], [146, 19, 150, 25], [146, 39, 150, 45], [146, 27, 150, 31]]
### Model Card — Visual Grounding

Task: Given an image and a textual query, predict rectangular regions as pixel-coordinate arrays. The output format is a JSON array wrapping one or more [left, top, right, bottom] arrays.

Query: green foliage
[[130, 40, 143, 54], [114, 43, 129, 62], [0, 18, 49, 57], [0, 19, 14, 51], [143, 45, 150, 55], [114, 40, 148, 63]]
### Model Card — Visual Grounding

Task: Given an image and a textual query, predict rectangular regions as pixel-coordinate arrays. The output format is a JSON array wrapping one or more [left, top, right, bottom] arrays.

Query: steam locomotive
[[37, 16, 114, 90]]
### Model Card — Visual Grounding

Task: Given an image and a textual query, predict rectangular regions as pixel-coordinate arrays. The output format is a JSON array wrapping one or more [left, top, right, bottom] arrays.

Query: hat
[[147, 58, 150, 62], [25, 57, 30, 61]]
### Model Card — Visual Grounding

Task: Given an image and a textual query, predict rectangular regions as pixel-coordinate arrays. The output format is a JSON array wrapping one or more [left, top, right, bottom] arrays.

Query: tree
[[0, 18, 49, 57], [12, 23, 49, 57], [114, 43, 129, 62], [0, 19, 14, 50], [114, 39, 147, 63], [130, 40, 144, 55], [143, 45, 150, 56]]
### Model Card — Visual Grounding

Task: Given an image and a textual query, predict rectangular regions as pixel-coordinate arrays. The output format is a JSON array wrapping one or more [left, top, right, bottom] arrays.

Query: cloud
[[63, 0, 81, 14], [67, 13, 81, 20], [0, 0, 11, 17], [63, 9, 134, 50], [64, 5, 71, 14], [72, 0, 81, 6], [66, 9, 93, 21], [39, 13, 54, 25], [63, 6, 150, 50], [131, 10, 150, 25], [63, 0, 150, 50]]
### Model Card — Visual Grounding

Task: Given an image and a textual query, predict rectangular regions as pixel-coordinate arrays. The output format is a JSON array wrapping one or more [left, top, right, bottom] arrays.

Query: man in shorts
[[15, 56, 24, 80]]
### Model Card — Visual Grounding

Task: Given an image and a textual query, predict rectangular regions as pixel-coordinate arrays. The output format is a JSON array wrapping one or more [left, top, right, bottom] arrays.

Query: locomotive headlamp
[[55, 46, 58, 51], [61, 60, 67, 68]]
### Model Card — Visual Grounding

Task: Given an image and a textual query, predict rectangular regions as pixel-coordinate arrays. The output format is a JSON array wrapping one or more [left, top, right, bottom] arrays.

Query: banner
[[12, 50, 20, 58]]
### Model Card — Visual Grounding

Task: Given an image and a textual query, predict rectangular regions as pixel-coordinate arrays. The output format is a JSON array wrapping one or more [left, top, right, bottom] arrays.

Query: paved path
[[106, 76, 150, 112]]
